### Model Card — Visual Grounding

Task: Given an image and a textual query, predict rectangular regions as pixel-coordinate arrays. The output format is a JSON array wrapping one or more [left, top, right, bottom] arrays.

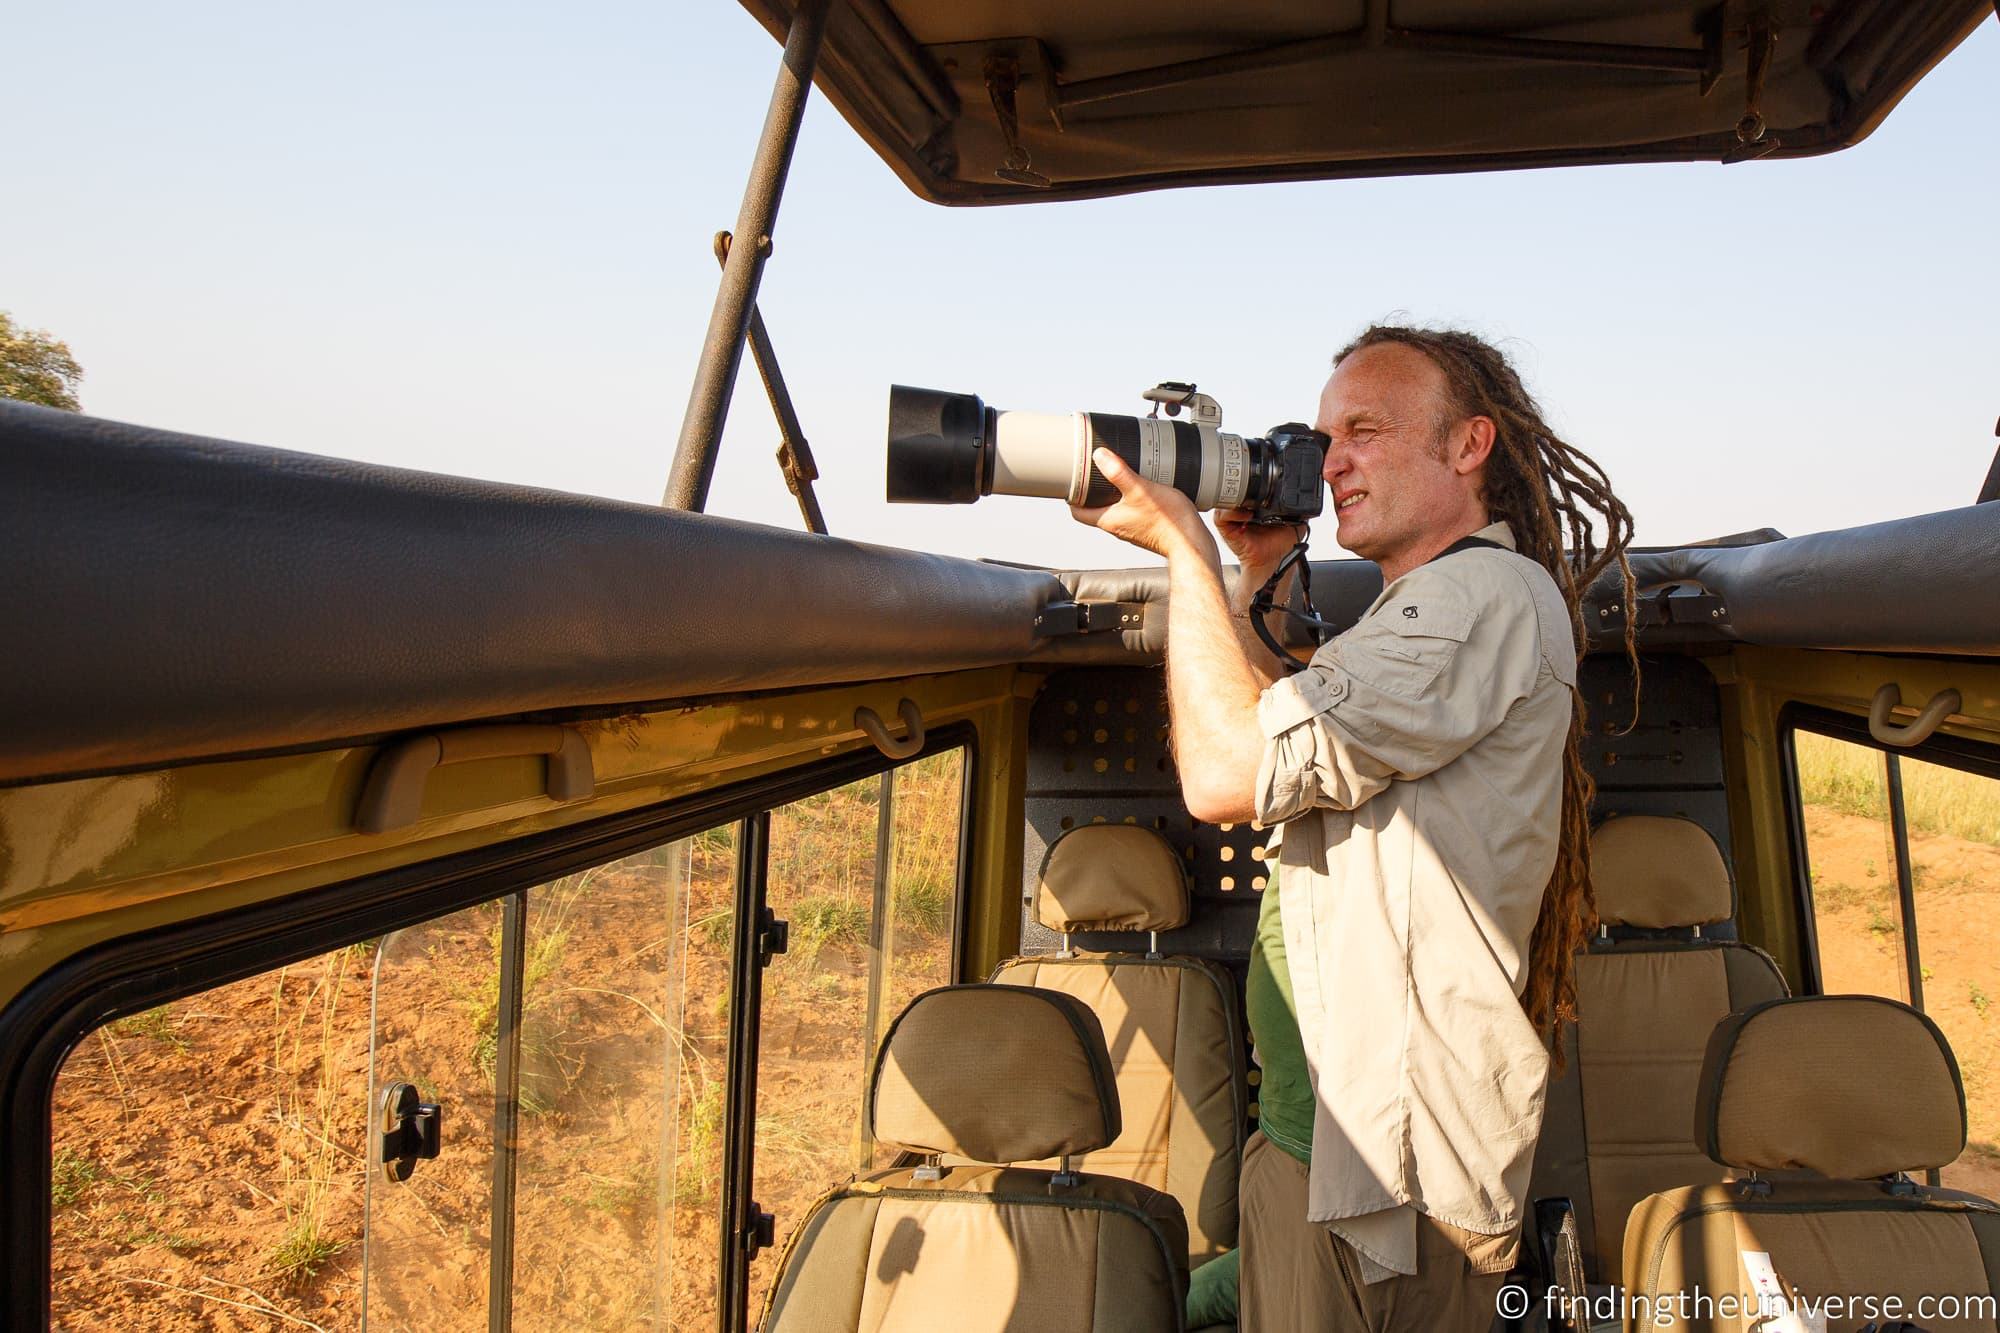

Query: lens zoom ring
[[1171, 421, 1202, 500], [1084, 413, 1142, 507]]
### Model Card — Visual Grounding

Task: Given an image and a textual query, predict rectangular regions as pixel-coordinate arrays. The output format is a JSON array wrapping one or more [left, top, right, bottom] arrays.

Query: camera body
[[1246, 421, 1329, 525], [886, 382, 1328, 525]]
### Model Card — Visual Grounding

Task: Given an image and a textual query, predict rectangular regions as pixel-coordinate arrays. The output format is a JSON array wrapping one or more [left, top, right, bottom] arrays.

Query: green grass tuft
[[269, 1214, 345, 1285]]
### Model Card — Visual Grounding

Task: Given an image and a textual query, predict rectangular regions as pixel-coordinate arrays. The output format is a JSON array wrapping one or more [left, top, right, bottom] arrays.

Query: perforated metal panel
[[1581, 652, 1738, 938], [1020, 654, 1735, 960], [1022, 666, 1266, 963]]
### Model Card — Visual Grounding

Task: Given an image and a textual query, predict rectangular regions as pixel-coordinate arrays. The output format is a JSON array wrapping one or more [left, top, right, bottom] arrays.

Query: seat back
[[1623, 996, 2000, 1332], [1530, 815, 1788, 1285], [760, 984, 1189, 1333], [991, 824, 1246, 1266]]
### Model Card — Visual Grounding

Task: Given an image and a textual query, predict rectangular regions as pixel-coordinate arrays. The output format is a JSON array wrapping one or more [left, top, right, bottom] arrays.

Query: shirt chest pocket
[[1338, 601, 1478, 701]]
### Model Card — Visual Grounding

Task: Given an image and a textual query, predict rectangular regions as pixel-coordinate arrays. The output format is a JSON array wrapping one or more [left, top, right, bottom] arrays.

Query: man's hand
[[1070, 448, 1216, 562], [1215, 508, 1307, 577]]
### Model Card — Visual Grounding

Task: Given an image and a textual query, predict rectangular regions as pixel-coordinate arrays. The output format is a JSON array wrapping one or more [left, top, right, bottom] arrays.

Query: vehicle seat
[[1530, 815, 1789, 1289], [759, 984, 1190, 1333], [989, 823, 1247, 1268], [1624, 995, 2000, 1331]]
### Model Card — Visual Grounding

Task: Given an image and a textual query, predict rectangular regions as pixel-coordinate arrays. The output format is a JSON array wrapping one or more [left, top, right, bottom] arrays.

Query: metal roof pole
[[665, 0, 835, 512]]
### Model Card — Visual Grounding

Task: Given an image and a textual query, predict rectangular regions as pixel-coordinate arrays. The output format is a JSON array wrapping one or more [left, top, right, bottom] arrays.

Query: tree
[[0, 310, 84, 411]]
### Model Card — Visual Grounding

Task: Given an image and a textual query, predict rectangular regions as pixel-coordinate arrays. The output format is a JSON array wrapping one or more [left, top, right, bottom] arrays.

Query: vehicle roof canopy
[[734, 0, 1989, 203]]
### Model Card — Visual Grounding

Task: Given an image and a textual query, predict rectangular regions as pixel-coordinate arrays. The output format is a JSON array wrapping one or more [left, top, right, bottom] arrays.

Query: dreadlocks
[[1334, 324, 1638, 1059]]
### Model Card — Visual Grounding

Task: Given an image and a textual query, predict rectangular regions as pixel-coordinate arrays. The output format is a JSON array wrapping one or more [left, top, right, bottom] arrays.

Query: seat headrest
[[870, 985, 1121, 1164], [1036, 824, 1190, 934], [1695, 996, 1966, 1179], [1590, 815, 1733, 929]]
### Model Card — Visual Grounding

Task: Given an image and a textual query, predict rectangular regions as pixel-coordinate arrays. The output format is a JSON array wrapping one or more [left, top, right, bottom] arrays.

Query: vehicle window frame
[[0, 721, 976, 1330], [1778, 702, 2000, 998]]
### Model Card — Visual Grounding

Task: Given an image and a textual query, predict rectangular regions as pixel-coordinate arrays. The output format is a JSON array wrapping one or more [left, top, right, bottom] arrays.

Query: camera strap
[[1248, 538, 1328, 675], [1247, 532, 1505, 675]]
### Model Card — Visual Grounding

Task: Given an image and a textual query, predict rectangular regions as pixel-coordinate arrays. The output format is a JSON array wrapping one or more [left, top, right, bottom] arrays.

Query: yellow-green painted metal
[[1709, 646, 2000, 988], [0, 666, 1039, 1016], [7, 640, 1995, 1030]]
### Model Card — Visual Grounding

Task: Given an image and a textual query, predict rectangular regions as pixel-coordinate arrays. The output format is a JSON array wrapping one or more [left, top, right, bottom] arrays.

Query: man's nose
[[1321, 440, 1351, 483]]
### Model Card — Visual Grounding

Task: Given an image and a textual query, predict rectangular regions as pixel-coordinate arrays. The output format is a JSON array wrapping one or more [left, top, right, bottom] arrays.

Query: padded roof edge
[[0, 403, 1066, 786], [734, 0, 1990, 205], [1040, 503, 2000, 665], [6, 402, 1999, 787]]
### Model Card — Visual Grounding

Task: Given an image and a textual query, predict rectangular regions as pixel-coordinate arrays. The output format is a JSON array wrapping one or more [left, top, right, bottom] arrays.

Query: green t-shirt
[[1244, 876, 1313, 1164]]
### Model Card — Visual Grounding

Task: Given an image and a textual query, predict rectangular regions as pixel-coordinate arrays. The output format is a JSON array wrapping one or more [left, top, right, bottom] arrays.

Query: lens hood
[[886, 385, 989, 504]]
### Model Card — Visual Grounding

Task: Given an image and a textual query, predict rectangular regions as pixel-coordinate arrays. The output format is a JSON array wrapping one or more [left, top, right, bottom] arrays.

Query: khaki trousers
[[1238, 1132, 1511, 1333]]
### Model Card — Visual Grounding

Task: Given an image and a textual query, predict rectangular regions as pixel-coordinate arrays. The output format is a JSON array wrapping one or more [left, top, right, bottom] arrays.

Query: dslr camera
[[886, 382, 1327, 525]]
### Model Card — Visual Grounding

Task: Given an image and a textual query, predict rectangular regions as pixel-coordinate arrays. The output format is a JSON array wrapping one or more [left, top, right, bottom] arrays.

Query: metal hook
[[856, 698, 926, 760], [1868, 683, 1961, 748], [985, 53, 1051, 187], [1722, 15, 1781, 162]]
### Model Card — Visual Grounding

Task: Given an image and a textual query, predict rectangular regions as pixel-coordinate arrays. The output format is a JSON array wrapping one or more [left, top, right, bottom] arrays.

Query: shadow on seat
[[991, 823, 1247, 1269], [1529, 814, 1789, 1300], [759, 984, 1190, 1332]]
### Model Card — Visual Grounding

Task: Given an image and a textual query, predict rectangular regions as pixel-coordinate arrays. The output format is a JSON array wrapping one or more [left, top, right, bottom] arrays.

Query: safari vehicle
[[3, 2, 1999, 1331]]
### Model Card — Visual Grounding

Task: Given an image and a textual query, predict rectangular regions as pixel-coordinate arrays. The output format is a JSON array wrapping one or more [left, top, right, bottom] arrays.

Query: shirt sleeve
[[1253, 560, 1546, 825]]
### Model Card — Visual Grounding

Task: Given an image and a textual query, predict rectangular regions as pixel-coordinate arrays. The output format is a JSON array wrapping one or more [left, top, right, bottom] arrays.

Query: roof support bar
[[1055, 21, 1710, 112], [666, 0, 835, 513], [848, 0, 958, 122], [714, 229, 829, 534]]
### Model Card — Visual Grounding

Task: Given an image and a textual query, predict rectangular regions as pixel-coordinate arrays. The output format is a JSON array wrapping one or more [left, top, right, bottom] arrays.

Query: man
[[1074, 325, 1633, 1331]]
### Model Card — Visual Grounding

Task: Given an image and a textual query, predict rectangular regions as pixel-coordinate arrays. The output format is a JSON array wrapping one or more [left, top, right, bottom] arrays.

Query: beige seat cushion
[[1623, 1179, 2000, 1333], [760, 1164, 1190, 1333], [991, 953, 1245, 1266], [1532, 942, 1786, 1285]]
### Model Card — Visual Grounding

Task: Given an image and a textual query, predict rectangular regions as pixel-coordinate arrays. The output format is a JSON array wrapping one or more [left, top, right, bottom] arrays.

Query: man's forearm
[[1164, 539, 1268, 824], [1228, 562, 1299, 687]]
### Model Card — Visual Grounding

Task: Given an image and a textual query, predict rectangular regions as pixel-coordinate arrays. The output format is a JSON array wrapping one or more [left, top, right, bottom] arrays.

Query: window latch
[[378, 1081, 443, 1182], [757, 907, 790, 967], [743, 1203, 777, 1256]]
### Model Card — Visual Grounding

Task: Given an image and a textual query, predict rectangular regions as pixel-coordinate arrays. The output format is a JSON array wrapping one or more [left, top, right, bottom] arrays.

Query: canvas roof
[[733, 0, 1990, 204]]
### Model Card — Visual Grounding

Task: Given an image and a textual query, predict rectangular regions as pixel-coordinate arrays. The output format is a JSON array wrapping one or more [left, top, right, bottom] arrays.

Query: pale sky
[[7, 6, 1996, 568]]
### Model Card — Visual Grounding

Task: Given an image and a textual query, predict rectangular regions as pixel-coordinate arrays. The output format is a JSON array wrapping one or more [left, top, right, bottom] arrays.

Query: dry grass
[[767, 754, 964, 947], [1796, 730, 2000, 846], [267, 955, 356, 1286]]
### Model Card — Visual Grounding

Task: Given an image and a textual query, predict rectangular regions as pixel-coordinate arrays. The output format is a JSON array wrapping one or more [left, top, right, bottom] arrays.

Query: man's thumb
[[1092, 447, 1135, 490]]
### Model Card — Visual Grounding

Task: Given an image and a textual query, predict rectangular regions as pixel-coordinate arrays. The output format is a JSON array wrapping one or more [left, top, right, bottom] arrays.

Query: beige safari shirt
[[1252, 520, 1575, 1280]]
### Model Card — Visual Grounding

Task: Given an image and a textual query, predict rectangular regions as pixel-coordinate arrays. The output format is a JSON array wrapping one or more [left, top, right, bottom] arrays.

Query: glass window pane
[[366, 902, 503, 1328], [365, 837, 715, 1332], [1901, 754, 2000, 1195], [1795, 730, 1909, 1001], [748, 750, 964, 1320], [49, 828, 726, 1333], [508, 842, 711, 1331], [52, 950, 380, 1330], [876, 751, 966, 1069], [665, 823, 737, 1332]]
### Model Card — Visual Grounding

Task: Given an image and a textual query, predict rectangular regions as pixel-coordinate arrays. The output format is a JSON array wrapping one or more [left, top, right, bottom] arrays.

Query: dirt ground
[[49, 777, 953, 1333], [1801, 804, 2000, 1194]]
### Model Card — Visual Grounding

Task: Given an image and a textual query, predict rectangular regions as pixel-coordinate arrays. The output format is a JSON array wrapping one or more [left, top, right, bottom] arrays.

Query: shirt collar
[[1473, 519, 1517, 551]]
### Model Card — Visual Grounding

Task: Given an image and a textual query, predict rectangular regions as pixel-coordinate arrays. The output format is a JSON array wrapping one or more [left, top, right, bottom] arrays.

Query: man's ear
[[1453, 415, 1497, 477]]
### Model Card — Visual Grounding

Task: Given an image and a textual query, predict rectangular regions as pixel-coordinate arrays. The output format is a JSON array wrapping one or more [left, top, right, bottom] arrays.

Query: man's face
[[1313, 343, 1475, 564]]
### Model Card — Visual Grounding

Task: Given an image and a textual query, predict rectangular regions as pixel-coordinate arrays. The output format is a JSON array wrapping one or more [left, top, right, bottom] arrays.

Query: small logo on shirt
[[1401, 605, 1419, 619]]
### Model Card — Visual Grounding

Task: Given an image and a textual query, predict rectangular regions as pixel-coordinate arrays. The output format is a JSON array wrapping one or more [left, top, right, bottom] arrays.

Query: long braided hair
[[1335, 325, 1638, 1057]]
